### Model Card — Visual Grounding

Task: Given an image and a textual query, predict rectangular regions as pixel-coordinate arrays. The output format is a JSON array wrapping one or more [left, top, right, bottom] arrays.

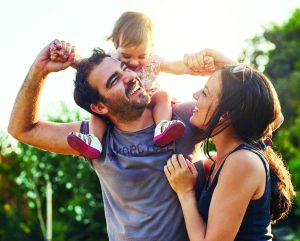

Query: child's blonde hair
[[107, 11, 153, 49]]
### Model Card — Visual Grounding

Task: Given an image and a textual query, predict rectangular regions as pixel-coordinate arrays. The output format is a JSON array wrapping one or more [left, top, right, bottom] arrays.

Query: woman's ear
[[90, 103, 108, 115], [219, 112, 229, 124]]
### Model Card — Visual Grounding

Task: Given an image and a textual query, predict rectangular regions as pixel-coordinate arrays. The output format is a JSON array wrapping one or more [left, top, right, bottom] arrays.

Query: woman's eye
[[201, 90, 207, 96]]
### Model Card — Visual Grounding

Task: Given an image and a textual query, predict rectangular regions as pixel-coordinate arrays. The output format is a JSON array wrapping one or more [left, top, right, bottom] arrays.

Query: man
[[9, 40, 204, 241]]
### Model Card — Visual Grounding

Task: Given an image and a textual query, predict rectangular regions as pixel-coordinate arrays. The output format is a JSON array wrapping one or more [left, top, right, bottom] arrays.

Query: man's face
[[88, 57, 151, 121]]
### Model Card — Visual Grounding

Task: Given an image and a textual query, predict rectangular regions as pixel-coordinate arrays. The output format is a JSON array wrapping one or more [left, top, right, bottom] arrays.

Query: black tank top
[[198, 144, 273, 240]]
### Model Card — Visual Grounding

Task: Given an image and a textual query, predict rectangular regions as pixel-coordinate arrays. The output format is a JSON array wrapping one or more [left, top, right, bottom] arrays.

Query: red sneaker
[[153, 120, 185, 146], [67, 132, 102, 159]]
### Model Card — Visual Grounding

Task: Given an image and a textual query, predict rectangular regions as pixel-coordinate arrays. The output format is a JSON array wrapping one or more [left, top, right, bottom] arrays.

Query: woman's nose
[[193, 91, 201, 100]]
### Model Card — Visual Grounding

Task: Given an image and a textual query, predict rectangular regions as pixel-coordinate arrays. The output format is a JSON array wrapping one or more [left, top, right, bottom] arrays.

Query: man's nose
[[123, 69, 138, 83]]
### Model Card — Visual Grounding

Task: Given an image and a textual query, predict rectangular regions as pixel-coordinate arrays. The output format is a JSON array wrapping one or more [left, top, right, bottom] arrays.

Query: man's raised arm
[[8, 40, 81, 155]]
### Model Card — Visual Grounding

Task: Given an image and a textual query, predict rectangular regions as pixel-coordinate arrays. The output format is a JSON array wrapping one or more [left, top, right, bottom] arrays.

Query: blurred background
[[0, 0, 299, 240]]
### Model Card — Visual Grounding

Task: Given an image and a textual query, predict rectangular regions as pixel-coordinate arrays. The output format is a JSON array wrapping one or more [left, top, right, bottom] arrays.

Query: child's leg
[[151, 90, 172, 124], [67, 115, 107, 159], [151, 90, 185, 146], [90, 114, 107, 140]]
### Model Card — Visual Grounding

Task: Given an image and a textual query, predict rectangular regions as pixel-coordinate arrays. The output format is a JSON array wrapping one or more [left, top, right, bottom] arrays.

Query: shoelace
[[160, 120, 178, 132], [76, 133, 92, 145]]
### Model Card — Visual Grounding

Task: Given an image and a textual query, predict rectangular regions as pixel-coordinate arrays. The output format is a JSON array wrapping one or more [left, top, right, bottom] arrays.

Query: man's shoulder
[[172, 101, 203, 160], [172, 101, 196, 123]]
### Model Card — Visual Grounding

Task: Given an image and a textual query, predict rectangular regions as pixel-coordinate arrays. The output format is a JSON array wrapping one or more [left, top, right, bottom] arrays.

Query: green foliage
[[240, 8, 300, 124], [0, 106, 108, 241], [240, 8, 300, 237]]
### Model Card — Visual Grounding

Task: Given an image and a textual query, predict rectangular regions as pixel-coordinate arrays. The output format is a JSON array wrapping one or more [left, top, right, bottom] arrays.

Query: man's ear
[[90, 103, 108, 115]]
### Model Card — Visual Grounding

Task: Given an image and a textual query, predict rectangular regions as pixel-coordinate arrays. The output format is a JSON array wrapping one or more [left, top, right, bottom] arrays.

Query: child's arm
[[160, 52, 215, 76], [160, 59, 189, 75]]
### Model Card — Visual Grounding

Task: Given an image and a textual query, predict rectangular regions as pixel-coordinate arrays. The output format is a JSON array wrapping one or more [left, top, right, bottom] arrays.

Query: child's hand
[[49, 39, 74, 62], [49, 39, 80, 69], [203, 56, 215, 71], [184, 51, 215, 74], [186, 48, 237, 74], [33, 39, 76, 75], [171, 97, 181, 106]]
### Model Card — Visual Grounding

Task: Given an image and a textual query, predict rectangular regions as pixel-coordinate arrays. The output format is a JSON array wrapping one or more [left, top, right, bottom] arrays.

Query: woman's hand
[[184, 48, 236, 75], [184, 52, 215, 74], [164, 154, 198, 196]]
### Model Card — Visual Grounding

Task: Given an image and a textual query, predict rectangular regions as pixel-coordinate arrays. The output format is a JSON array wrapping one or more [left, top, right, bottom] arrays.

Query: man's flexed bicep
[[8, 40, 80, 156]]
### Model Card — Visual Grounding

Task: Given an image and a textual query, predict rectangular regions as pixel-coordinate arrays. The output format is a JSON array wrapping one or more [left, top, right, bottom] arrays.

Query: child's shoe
[[153, 120, 185, 146], [67, 132, 102, 159]]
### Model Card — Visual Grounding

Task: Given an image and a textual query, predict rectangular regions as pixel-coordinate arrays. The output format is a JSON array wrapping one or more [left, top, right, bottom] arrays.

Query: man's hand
[[49, 39, 73, 62], [183, 55, 215, 76], [50, 39, 81, 69], [33, 39, 76, 76]]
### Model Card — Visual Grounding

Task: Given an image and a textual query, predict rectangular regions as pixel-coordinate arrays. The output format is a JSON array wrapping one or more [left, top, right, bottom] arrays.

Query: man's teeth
[[129, 85, 140, 95]]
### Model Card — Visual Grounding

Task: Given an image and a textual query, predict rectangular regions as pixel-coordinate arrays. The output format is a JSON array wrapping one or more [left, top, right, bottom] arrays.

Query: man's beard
[[106, 92, 150, 122]]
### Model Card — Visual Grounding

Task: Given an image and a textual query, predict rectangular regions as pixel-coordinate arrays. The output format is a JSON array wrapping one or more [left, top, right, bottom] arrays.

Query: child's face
[[116, 38, 152, 71]]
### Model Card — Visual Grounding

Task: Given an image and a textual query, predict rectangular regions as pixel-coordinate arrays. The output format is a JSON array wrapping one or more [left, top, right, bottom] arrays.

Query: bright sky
[[1, 0, 299, 131]]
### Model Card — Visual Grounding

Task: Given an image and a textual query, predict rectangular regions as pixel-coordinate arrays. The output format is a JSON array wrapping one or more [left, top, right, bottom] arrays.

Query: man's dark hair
[[74, 48, 111, 123]]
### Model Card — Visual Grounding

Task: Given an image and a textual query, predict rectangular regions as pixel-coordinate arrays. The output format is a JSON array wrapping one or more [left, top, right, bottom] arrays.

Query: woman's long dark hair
[[201, 65, 295, 223]]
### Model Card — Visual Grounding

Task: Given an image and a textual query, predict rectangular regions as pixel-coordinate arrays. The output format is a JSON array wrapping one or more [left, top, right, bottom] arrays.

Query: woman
[[164, 50, 295, 240]]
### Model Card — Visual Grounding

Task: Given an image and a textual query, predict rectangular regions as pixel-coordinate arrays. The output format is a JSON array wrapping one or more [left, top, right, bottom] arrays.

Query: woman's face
[[190, 71, 222, 129]]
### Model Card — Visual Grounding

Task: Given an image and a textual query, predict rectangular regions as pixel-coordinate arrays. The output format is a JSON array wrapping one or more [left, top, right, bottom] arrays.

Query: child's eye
[[122, 54, 131, 59], [139, 56, 146, 60]]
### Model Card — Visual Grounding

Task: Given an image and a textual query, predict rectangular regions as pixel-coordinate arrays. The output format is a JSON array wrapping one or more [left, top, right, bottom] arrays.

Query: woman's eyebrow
[[204, 86, 210, 94]]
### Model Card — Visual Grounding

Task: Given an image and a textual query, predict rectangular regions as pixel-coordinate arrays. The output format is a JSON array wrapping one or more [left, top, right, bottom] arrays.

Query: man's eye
[[111, 77, 119, 86]]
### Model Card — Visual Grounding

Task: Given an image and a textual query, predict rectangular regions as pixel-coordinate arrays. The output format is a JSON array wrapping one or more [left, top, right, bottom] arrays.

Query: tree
[[0, 105, 108, 241], [240, 8, 300, 124], [240, 8, 300, 239]]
